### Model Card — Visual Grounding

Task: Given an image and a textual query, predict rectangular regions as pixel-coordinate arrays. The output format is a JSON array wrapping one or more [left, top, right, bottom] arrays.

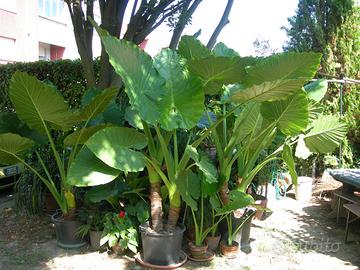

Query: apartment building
[[0, 0, 101, 64]]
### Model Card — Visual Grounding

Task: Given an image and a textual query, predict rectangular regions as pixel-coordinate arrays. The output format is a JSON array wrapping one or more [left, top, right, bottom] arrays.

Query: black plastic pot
[[139, 222, 185, 266], [51, 212, 87, 249]]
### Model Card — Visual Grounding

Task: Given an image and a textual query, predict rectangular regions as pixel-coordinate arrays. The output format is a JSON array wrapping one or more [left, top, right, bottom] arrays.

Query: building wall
[[0, 0, 101, 63]]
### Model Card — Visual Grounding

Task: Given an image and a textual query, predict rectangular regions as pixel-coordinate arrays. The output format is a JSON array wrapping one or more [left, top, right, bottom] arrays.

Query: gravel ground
[[0, 193, 359, 270]]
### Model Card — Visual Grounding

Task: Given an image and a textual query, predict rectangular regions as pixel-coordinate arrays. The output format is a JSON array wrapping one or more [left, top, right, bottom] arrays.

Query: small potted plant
[[77, 205, 106, 250], [205, 196, 222, 251], [185, 170, 225, 261], [100, 210, 139, 254], [0, 72, 118, 248]]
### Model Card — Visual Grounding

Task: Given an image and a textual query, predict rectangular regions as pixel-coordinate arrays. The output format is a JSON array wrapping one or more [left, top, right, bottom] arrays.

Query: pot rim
[[220, 240, 239, 248], [139, 222, 185, 237]]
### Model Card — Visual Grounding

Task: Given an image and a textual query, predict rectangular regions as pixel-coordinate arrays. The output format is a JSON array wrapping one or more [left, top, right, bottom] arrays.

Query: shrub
[[0, 59, 100, 112]]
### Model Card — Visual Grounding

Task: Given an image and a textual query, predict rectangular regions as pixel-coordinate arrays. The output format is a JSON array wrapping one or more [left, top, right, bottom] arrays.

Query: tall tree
[[65, 0, 195, 88], [283, 0, 360, 166]]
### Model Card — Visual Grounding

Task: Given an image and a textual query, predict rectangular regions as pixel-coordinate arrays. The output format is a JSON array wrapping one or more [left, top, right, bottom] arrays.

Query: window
[[39, 0, 63, 18]]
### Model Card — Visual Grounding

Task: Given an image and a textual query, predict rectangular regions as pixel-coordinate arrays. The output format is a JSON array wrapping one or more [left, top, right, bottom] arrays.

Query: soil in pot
[[139, 222, 185, 266], [205, 235, 221, 251], [220, 240, 239, 258], [89, 230, 103, 251], [188, 242, 208, 259], [52, 212, 87, 249]]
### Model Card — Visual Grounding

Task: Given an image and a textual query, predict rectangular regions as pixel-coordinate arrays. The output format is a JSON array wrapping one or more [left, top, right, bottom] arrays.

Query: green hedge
[[0, 59, 99, 112]]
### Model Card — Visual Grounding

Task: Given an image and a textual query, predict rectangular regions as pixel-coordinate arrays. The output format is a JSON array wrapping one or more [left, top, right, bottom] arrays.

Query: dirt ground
[[0, 191, 359, 270]]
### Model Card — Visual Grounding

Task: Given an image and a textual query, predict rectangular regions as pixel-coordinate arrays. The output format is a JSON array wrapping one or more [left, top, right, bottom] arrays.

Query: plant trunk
[[150, 182, 163, 232], [219, 182, 230, 205], [166, 206, 181, 231]]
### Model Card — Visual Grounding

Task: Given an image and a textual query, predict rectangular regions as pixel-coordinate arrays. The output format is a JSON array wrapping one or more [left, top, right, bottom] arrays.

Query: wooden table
[[328, 169, 360, 221]]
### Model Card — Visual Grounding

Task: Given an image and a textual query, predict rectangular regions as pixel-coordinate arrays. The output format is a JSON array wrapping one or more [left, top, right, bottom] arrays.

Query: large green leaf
[[188, 56, 249, 95], [185, 146, 217, 183], [64, 124, 109, 146], [9, 71, 74, 133], [67, 147, 120, 187], [84, 180, 130, 203], [0, 113, 46, 143], [154, 49, 204, 130], [178, 35, 210, 60], [216, 190, 254, 215], [304, 79, 327, 102], [85, 126, 147, 172], [77, 87, 119, 123], [212, 42, 239, 57], [231, 52, 321, 103], [176, 170, 200, 210], [0, 133, 34, 164], [261, 91, 309, 136], [282, 144, 298, 185], [304, 115, 347, 153], [96, 29, 162, 126], [228, 103, 262, 150]]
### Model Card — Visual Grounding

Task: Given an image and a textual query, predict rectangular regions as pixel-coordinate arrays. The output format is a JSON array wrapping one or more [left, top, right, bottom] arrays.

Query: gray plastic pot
[[139, 222, 185, 266], [51, 212, 87, 249]]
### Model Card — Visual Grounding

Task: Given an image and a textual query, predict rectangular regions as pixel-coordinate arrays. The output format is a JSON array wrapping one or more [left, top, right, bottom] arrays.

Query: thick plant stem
[[166, 206, 181, 231], [219, 182, 230, 205], [149, 182, 163, 232]]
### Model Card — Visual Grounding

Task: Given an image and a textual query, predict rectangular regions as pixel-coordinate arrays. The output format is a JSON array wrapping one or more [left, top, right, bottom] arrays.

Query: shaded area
[[0, 192, 359, 270]]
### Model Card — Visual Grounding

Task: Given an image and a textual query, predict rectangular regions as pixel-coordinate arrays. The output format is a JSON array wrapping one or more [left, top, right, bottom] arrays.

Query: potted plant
[[0, 71, 118, 248], [100, 210, 139, 254], [183, 160, 227, 260], [77, 205, 106, 250], [205, 195, 223, 251]]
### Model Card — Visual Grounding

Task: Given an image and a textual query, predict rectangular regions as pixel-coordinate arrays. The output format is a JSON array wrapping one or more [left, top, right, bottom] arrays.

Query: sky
[[144, 0, 299, 56]]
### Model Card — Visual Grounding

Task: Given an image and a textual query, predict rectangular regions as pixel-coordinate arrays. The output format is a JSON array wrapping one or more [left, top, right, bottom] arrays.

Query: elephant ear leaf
[[212, 42, 239, 57], [64, 124, 109, 146], [261, 91, 309, 136], [154, 48, 204, 130], [85, 126, 147, 172], [176, 170, 200, 210], [9, 71, 74, 133], [0, 133, 34, 164], [178, 35, 210, 60], [188, 56, 250, 95], [304, 115, 347, 153], [67, 147, 120, 187], [231, 52, 321, 103], [95, 25, 162, 126], [304, 79, 327, 102], [76, 87, 119, 123]]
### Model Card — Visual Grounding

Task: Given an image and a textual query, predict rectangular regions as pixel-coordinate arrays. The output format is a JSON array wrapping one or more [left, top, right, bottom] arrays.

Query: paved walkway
[[0, 195, 359, 270]]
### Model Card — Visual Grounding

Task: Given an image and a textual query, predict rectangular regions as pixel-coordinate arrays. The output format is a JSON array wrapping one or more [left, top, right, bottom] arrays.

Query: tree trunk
[[206, 0, 234, 49], [219, 182, 230, 205], [149, 182, 164, 232], [169, 0, 203, 49], [166, 206, 181, 231]]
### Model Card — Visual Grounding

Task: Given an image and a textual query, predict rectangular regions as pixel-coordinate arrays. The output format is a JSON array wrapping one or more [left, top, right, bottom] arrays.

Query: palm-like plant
[[0, 71, 118, 217]]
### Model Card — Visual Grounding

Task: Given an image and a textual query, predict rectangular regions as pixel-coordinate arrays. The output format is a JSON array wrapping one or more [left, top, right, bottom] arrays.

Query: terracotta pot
[[254, 195, 268, 220], [89, 230, 103, 251], [111, 243, 125, 255], [188, 242, 208, 259], [205, 235, 221, 251], [220, 240, 239, 258]]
